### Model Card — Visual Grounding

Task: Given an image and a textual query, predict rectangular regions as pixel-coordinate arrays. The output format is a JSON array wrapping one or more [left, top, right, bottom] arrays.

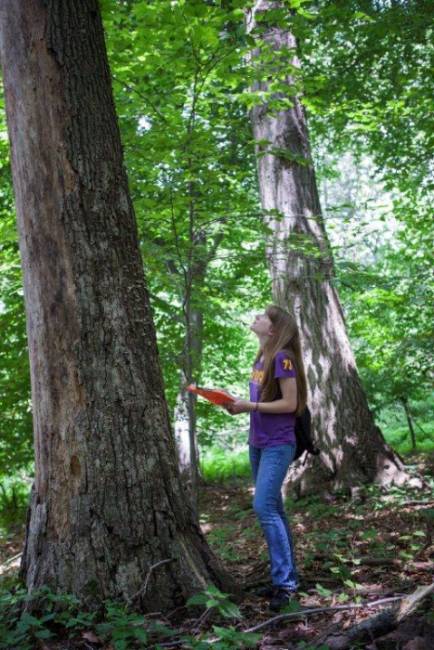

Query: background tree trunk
[[0, 0, 235, 608], [245, 0, 418, 495], [174, 309, 202, 515], [174, 228, 223, 508], [174, 236, 206, 513], [401, 398, 417, 451]]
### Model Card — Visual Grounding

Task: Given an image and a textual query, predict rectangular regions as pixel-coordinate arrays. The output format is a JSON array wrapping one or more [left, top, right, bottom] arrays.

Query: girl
[[227, 304, 307, 611]]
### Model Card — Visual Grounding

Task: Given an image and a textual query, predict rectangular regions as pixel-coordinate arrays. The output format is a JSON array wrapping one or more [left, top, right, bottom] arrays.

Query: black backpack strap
[[295, 406, 320, 460]]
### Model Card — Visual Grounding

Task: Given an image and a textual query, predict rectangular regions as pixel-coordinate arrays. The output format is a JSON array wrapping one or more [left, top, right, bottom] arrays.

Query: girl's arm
[[256, 376, 297, 413], [228, 377, 297, 414]]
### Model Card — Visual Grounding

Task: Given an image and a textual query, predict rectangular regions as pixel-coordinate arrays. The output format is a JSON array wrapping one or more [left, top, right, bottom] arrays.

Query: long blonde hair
[[254, 305, 307, 415]]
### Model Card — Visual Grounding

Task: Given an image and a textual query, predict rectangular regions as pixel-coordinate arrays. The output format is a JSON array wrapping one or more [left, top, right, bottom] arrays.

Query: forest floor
[[197, 454, 434, 649], [0, 453, 433, 649]]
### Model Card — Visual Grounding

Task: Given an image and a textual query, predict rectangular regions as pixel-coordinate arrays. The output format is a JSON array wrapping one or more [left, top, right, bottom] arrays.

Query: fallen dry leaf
[[82, 630, 102, 644]]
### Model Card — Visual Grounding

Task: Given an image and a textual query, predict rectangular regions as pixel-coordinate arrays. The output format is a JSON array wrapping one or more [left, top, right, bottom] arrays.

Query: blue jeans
[[249, 443, 298, 591]]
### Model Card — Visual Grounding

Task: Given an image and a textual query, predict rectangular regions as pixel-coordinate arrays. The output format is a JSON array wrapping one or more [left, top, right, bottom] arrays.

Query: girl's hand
[[226, 399, 253, 415]]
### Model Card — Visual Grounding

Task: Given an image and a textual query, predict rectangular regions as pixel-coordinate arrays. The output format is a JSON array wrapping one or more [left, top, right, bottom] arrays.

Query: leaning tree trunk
[[0, 0, 235, 608], [245, 1, 417, 495]]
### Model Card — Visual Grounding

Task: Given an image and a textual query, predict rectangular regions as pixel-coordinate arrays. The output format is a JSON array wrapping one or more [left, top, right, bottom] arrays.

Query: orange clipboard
[[187, 384, 236, 406]]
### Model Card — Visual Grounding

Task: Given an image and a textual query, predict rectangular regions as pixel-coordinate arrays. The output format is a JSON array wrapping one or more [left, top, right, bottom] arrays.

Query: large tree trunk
[[0, 0, 235, 608], [245, 1, 417, 495]]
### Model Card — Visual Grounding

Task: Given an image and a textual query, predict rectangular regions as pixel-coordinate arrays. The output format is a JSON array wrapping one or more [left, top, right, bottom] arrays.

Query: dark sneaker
[[269, 587, 296, 612], [254, 584, 274, 598]]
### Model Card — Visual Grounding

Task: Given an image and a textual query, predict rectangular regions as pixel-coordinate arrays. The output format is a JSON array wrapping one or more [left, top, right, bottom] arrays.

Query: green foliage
[[0, 475, 30, 533], [383, 421, 434, 455], [0, 86, 32, 480], [314, 583, 332, 598], [187, 584, 242, 620], [207, 525, 242, 562], [0, 586, 78, 650], [0, 0, 432, 492], [95, 602, 148, 649], [0, 582, 258, 649], [179, 625, 261, 650], [200, 448, 251, 482], [340, 241, 433, 419], [208, 625, 261, 649], [102, 0, 267, 413], [0, 583, 178, 650], [299, 0, 434, 191]]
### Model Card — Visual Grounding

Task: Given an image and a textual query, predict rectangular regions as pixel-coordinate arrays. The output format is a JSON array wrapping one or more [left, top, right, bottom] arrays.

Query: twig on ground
[[155, 640, 185, 649], [355, 557, 402, 567], [243, 596, 403, 634], [192, 606, 213, 633], [0, 552, 22, 569], [166, 605, 189, 619], [244, 575, 339, 591]]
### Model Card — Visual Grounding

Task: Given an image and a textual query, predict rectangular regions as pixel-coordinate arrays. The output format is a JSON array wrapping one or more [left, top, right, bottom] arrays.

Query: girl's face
[[250, 311, 274, 338]]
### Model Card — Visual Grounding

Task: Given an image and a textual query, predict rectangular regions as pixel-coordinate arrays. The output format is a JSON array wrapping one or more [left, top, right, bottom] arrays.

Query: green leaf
[[315, 583, 332, 597], [186, 593, 208, 607], [35, 628, 53, 639]]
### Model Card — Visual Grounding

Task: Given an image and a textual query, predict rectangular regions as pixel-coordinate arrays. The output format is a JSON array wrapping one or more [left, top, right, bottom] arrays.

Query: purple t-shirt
[[249, 350, 296, 448]]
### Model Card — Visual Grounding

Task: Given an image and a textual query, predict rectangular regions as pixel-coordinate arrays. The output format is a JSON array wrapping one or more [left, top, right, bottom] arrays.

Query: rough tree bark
[[0, 0, 235, 608], [245, 0, 418, 495]]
